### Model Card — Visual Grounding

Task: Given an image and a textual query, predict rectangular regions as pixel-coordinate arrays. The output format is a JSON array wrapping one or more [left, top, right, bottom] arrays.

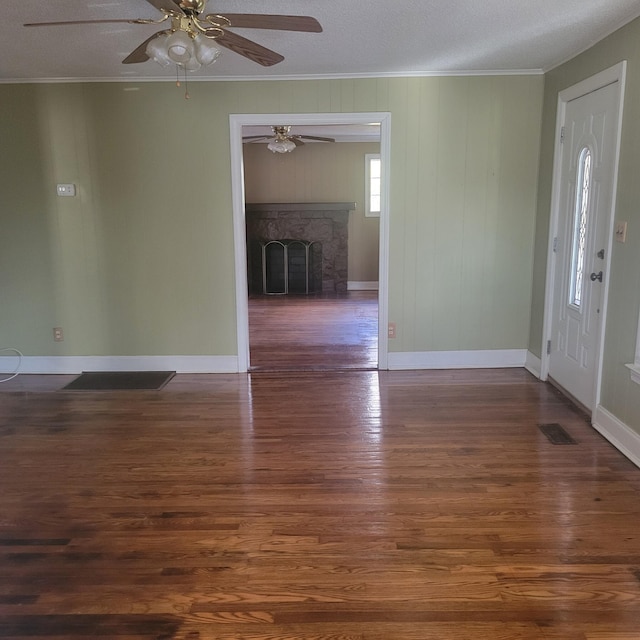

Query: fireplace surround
[[246, 202, 356, 294]]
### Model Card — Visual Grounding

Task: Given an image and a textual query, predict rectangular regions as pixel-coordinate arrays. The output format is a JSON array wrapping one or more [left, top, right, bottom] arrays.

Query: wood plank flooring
[[248, 291, 378, 371], [1, 369, 640, 639]]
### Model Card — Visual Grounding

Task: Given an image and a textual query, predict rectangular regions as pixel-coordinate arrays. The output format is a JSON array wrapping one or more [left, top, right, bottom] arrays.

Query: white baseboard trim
[[525, 351, 542, 379], [1, 355, 240, 375], [387, 349, 527, 370], [593, 405, 640, 470], [347, 281, 379, 291]]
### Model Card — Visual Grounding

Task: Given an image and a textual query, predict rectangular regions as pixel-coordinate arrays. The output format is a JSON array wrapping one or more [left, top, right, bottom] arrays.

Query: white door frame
[[229, 112, 392, 373], [541, 61, 626, 414]]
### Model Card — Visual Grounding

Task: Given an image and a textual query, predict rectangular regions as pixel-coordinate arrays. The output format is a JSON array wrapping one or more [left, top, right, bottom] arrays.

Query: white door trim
[[229, 112, 392, 373], [541, 61, 627, 416]]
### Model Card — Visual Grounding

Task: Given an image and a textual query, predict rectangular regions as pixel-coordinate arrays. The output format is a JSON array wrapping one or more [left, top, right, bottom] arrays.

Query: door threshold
[[249, 365, 378, 374]]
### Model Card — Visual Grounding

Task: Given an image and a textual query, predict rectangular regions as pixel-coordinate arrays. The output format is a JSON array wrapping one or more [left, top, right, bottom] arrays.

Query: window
[[365, 153, 381, 217], [569, 147, 592, 308]]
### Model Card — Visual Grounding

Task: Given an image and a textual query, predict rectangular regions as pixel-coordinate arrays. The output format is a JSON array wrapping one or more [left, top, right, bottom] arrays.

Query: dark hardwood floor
[[1, 367, 639, 639], [248, 291, 378, 371]]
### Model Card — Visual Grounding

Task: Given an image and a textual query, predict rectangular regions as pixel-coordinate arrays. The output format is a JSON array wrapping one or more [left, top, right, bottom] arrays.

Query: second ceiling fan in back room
[[24, 0, 323, 94], [244, 126, 336, 153]]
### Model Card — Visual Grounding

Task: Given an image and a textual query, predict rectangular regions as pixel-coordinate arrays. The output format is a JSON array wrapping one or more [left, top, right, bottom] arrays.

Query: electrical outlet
[[53, 327, 64, 342], [388, 322, 396, 339], [615, 221, 628, 243]]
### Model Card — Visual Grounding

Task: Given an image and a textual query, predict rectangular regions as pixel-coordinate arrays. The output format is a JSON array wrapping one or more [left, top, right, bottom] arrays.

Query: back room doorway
[[230, 113, 391, 374]]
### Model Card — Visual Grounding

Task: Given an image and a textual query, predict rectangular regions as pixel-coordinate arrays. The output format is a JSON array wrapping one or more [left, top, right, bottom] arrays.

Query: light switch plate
[[615, 221, 627, 243], [56, 184, 76, 197]]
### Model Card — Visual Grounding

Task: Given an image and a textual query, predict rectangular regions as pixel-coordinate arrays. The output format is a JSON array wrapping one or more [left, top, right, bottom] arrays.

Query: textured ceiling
[[2, 0, 640, 82]]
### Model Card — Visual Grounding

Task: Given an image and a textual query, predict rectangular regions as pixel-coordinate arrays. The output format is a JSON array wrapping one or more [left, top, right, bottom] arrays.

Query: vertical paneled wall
[[385, 76, 543, 351], [0, 75, 543, 359]]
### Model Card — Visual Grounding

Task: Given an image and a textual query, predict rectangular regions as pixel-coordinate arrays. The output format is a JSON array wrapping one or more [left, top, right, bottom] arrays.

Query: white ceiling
[[2, 0, 640, 82]]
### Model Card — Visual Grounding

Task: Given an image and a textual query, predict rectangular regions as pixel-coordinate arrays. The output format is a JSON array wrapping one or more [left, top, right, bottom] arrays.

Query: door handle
[[590, 271, 603, 282]]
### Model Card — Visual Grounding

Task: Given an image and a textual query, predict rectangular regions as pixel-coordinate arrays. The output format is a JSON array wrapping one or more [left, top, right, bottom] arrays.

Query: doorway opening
[[230, 113, 391, 373]]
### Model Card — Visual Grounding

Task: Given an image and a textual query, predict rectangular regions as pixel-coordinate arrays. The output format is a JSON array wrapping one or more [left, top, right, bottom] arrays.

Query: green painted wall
[[243, 141, 380, 283], [0, 86, 56, 352], [389, 76, 542, 351], [0, 75, 542, 359], [530, 17, 640, 433]]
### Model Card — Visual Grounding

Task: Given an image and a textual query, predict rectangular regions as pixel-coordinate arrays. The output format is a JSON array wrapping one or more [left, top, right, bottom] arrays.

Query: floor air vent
[[538, 423, 577, 445]]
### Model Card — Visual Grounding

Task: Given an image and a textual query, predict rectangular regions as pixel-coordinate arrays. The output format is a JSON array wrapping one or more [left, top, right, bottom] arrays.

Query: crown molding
[[0, 67, 544, 85]]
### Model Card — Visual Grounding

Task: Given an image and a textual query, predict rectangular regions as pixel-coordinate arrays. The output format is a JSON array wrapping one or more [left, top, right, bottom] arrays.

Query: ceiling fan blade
[[292, 138, 305, 146], [299, 135, 336, 143], [214, 30, 284, 66], [122, 30, 169, 64], [24, 19, 143, 27], [143, 0, 184, 14], [243, 136, 271, 142], [212, 14, 322, 33]]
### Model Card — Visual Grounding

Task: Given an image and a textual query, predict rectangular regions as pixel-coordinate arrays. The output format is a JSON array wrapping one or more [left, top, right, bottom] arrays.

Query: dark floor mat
[[63, 371, 175, 391]]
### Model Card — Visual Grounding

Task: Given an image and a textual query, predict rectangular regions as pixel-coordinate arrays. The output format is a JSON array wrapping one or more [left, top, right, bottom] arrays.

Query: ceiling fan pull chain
[[173, 65, 189, 99]]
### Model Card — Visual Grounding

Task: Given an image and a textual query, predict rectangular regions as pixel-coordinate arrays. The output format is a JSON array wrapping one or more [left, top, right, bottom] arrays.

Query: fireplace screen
[[262, 240, 322, 294]]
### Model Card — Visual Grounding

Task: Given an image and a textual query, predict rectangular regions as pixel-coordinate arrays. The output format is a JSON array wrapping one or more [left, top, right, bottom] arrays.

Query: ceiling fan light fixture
[[146, 34, 172, 67], [267, 138, 296, 154], [166, 29, 193, 64], [194, 34, 220, 66], [184, 55, 202, 71], [146, 30, 220, 72]]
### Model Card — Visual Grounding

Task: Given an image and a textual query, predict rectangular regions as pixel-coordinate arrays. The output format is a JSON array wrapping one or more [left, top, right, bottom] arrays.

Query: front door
[[548, 79, 622, 410]]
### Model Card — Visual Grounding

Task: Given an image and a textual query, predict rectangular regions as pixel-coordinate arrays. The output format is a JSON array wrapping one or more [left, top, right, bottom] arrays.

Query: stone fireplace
[[245, 202, 356, 294]]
